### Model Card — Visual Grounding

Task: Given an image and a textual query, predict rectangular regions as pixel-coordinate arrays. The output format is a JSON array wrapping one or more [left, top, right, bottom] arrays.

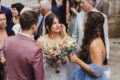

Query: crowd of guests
[[0, 0, 110, 80]]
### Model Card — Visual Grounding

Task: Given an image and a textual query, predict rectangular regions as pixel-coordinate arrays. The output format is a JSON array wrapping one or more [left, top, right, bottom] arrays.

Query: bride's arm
[[36, 38, 45, 49], [60, 24, 76, 43]]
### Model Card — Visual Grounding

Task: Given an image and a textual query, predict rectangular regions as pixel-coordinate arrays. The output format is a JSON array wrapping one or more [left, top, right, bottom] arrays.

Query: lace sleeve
[[36, 36, 46, 49]]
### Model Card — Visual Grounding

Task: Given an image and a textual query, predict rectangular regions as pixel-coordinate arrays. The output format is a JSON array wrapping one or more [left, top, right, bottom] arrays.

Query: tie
[[34, 16, 44, 40]]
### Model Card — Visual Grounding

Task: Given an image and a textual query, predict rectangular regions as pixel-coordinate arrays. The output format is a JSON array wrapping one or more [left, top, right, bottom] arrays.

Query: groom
[[4, 11, 46, 80]]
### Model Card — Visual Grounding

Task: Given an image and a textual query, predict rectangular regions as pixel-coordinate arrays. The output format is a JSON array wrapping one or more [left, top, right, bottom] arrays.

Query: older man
[[35, 0, 52, 40], [71, 0, 110, 59]]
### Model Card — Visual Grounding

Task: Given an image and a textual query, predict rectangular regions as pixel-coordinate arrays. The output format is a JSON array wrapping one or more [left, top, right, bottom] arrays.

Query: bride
[[36, 13, 68, 80]]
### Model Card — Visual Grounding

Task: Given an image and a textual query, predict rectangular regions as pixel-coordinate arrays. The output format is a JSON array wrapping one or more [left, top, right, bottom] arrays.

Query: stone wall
[[1, 0, 39, 10], [109, 0, 120, 16], [108, 0, 120, 38], [1, 0, 27, 6]]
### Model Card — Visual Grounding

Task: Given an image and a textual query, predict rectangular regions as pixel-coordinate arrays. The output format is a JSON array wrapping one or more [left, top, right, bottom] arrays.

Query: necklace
[[46, 34, 63, 47]]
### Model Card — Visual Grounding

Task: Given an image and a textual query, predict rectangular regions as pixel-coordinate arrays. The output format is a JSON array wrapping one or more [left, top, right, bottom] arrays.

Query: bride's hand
[[51, 62, 59, 68], [69, 53, 79, 63], [60, 24, 67, 37], [51, 62, 60, 73], [61, 58, 67, 64]]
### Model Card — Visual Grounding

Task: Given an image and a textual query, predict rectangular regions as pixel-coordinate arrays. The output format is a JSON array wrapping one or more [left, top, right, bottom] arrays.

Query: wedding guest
[[34, 0, 52, 40], [37, 13, 68, 80], [0, 11, 14, 80], [95, 0, 109, 16], [12, 6, 32, 34], [69, 0, 81, 36], [10, 3, 24, 34], [67, 0, 81, 76], [4, 11, 45, 80], [71, 0, 110, 59], [69, 11, 108, 80], [52, 0, 69, 30], [0, 0, 13, 30]]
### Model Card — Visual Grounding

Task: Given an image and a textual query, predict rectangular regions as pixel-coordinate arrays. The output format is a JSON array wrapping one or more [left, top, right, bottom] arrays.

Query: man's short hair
[[40, 0, 51, 10], [19, 10, 39, 30]]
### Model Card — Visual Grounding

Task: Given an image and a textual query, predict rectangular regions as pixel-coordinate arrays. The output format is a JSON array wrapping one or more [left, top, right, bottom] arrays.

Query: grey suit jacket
[[72, 8, 110, 59], [96, 0, 109, 16], [4, 34, 45, 80]]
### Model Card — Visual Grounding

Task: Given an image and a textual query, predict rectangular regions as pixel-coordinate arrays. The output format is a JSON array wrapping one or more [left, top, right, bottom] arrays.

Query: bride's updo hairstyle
[[45, 13, 61, 34]]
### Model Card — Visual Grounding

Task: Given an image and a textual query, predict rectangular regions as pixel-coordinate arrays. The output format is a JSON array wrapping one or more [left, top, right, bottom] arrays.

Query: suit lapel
[[38, 17, 44, 37]]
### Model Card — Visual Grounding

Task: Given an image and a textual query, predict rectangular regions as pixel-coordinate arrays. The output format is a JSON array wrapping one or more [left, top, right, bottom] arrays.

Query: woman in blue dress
[[69, 12, 108, 80]]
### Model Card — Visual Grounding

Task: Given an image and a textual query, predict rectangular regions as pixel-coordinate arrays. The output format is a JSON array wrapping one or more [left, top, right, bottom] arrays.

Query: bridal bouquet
[[59, 36, 76, 56], [43, 43, 61, 64], [43, 43, 63, 73], [43, 36, 76, 73]]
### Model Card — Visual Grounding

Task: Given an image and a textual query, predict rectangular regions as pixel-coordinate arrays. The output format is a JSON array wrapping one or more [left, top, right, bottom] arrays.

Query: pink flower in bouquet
[[53, 46, 57, 50], [59, 44, 63, 47], [73, 41, 76, 45], [59, 44, 65, 48], [63, 43, 67, 48], [56, 58, 58, 60], [47, 55, 52, 59], [54, 50, 59, 56]]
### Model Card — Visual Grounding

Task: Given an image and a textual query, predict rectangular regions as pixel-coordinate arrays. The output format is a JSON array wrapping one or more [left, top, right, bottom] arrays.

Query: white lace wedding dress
[[44, 63, 68, 80], [39, 36, 68, 80]]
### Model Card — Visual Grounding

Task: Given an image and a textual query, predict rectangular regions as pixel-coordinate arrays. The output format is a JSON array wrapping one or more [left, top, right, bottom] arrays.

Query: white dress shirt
[[42, 11, 52, 35]]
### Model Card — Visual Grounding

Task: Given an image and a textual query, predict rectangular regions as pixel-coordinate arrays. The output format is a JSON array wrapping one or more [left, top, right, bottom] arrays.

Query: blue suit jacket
[[1, 6, 13, 29]]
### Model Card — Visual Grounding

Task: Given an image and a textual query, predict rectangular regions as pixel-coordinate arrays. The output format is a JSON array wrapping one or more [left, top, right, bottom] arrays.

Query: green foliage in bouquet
[[59, 36, 76, 55], [43, 36, 76, 64]]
